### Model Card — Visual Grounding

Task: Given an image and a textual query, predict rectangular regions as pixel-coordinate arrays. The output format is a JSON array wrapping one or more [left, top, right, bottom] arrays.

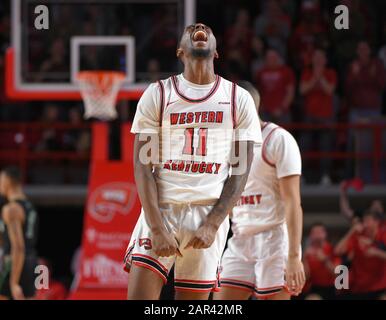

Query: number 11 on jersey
[[182, 128, 208, 156]]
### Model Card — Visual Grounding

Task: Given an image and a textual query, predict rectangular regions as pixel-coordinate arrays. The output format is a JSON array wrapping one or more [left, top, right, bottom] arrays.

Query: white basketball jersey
[[131, 74, 262, 204], [231, 122, 301, 236]]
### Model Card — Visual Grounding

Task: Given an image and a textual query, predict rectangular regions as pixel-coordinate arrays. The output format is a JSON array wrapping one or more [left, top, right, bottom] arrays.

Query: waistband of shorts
[[231, 221, 285, 237], [159, 199, 218, 206]]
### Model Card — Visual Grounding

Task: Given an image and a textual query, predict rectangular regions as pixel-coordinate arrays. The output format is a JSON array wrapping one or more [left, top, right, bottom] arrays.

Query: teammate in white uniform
[[124, 24, 261, 300], [214, 81, 305, 300]]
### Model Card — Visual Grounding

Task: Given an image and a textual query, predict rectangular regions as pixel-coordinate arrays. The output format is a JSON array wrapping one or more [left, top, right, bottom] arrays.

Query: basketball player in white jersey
[[214, 81, 305, 300], [124, 24, 262, 300]]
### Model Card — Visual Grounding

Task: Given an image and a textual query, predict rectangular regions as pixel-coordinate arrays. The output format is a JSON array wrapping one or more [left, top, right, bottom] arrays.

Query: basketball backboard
[[6, 0, 196, 100]]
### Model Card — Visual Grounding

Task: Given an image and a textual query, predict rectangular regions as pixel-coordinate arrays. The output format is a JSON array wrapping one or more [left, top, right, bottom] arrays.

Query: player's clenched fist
[[185, 223, 218, 249], [152, 230, 182, 257]]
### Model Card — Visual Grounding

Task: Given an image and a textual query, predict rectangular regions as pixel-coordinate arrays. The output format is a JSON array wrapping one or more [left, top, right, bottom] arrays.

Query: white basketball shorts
[[220, 223, 291, 298], [123, 203, 229, 293]]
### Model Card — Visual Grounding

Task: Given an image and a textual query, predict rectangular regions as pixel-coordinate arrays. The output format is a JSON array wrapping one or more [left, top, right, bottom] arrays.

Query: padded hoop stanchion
[[91, 123, 109, 162], [121, 123, 134, 162]]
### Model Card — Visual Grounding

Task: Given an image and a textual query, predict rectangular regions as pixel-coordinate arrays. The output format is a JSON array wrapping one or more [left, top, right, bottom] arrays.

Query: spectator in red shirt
[[330, 0, 368, 76], [152, 8, 178, 71], [300, 50, 337, 119], [288, 0, 329, 71], [300, 49, 337, 184], [250, 36, 266, 78], [346, 41, 386, 119], [223, 9, 254, 81], [303, 223, 340, 300], [345, 41, 386, 182], [254, 0, 291, 58], [335, 211, 386, 300], [255, 48, 295, 123], [339, 178, 384, 223]]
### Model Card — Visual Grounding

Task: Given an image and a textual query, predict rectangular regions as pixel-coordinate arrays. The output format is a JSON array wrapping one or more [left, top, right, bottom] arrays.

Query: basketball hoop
[[77, 71, 126, 121]]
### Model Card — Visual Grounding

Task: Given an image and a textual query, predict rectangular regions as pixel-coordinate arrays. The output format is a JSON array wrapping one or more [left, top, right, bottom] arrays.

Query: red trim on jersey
[[262, 126, 281, 167], [157, 80, 165, 125], [261, 122, 270, 132], [171, 74, 221, 103], [231, 83, 237, 128]]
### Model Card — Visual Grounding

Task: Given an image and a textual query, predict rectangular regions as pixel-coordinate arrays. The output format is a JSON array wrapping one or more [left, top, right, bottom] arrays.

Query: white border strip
[[11, 0, 196, 92], [70, 36, 135, 84], [184, 0, 196, 26]]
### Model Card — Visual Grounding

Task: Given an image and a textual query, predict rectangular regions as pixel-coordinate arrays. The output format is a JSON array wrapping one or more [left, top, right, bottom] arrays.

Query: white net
[[77, 71, 126, 121]]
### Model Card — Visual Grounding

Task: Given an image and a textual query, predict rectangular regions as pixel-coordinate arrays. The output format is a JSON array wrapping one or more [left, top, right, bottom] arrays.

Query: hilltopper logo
[[88, 182, 137, 223]]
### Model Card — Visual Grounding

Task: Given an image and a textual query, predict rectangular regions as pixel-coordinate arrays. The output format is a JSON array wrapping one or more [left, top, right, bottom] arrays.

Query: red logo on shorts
[[139, 238, 152, 250]]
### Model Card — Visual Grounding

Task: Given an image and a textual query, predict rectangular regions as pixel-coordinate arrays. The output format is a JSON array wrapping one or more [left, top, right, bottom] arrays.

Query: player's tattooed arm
[[185, 141, 254, 250], [134, 134, 181, 257], [207, 140, 254, 226], [3, 203, 26, 300]]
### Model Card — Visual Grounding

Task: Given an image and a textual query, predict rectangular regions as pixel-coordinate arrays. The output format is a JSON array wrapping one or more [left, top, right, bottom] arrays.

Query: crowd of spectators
[[301, 179, 385, 300], [213, 0, 386, 184], [1, 1, 384, 299], [0, 0, 386, 184]]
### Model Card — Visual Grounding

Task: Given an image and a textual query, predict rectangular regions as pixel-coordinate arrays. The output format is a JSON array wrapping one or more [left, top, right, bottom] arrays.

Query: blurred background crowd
[[0, 0, 385, 299], [0, 0, 385, 185], [0, 0, 386, 184]]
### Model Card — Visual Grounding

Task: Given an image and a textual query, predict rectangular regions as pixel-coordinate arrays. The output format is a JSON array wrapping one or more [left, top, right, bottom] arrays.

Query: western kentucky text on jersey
[[236, 194, 262, 206], [169, 111, 224, 125], [163, 160, 222, 174]]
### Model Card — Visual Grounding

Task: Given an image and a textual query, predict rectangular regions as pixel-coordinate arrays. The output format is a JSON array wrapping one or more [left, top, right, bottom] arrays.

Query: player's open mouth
[[192, 30, 208, 42]]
